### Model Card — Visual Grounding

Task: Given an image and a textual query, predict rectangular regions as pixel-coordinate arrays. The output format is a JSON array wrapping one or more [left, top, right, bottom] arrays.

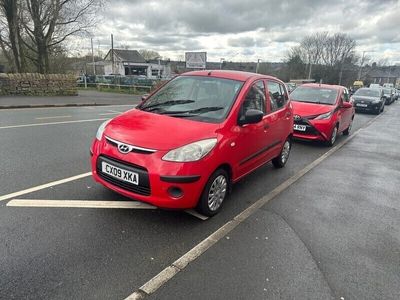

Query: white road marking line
[[0, 104, 135, 112], [7, 199, 157, 209], [0, 118, 108, 130], [0, 172, 91, 202], [35, 115, 72, 120], [124, 113, 385, 299], [6, 199, 208, 220], [99, 112, 121, 116], [184, 209, 209, 220]]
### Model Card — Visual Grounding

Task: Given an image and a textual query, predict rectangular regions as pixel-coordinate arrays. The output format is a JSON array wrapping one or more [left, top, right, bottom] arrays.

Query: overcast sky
[[76, 0, 400, 64]]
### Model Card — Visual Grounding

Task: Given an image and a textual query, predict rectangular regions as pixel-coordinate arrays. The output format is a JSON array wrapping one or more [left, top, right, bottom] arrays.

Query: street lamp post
[[220, 58, 225, 70], [256, 59, 261, 73], [358, 50, 375, 80]]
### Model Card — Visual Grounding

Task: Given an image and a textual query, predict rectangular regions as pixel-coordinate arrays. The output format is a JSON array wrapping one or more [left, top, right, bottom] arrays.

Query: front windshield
[[383, 88, 391, 95], [290, 86, 338, 105], [355, 88, 380, 97], [139, 75, 243, 123]]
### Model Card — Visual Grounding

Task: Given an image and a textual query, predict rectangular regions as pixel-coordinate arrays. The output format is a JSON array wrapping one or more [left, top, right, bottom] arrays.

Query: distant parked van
[[353, 80, 364, 90]]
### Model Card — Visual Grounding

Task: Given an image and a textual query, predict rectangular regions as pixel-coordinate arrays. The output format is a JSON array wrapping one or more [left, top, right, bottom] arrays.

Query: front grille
[[294, 118, 320, 135], [105, 136, 156, 154], [97, 155, 151, 196], [98, 172, 151, 196]]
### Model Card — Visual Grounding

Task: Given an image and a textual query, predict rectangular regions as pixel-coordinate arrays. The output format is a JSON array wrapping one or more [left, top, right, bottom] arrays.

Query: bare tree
[[0, 0, 26, 72], [22, 0, 103, 73], [288, 32, 356, 84], [285, 46, 307, 79], [1, 0, 103, 73], [139, 49, 161, 61], [321, 33, 355, 67], [301, 32, 327, 78]]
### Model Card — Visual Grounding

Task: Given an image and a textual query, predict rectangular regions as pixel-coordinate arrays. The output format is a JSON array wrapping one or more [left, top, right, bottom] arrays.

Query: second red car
[[290, 83, 355, 146]]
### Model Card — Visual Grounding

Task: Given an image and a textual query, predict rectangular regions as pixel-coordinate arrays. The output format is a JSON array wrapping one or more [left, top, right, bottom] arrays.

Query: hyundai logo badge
[[118, 143, 131, 154], [294, 115, 301, 121]]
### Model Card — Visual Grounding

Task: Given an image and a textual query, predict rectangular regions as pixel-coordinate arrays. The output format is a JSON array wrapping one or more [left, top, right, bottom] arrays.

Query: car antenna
[[208, 71, 212, 76]]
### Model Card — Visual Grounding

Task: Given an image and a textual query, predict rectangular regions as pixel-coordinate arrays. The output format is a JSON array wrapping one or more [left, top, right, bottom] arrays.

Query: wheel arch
[[215, 163, 233, 192]]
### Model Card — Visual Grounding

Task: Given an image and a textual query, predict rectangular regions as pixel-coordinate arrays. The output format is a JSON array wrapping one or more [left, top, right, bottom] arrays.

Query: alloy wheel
[[207, 175, 227, 211]]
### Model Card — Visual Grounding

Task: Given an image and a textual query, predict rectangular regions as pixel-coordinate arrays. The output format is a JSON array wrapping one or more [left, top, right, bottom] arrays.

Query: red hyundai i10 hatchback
[[290, 83, 355, 146], [90, 70, 293, 216]]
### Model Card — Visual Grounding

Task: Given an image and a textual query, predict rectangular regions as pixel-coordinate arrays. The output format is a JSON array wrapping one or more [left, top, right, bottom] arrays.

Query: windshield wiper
[[160, 106, 224, 116], [296, 100, 321, 104], [140, 100, 195, 111]]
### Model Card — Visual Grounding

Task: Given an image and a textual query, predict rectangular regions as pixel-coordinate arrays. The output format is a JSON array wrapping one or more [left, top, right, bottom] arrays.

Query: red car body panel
[[91, 70, 293, 210], [291, 83, 355, 142]]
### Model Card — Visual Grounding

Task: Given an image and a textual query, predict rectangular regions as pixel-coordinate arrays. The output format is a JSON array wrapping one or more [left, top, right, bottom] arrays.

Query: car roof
[[300, 83, 344, 90], [181, 70, 279, 82]]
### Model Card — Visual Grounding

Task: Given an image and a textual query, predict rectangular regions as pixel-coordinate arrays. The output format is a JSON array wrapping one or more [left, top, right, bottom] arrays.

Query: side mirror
[[341, 102, 353, 109], [239, 109, 264, 125]]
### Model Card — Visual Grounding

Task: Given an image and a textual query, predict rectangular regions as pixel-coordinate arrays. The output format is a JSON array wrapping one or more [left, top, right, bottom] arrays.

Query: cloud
[[75, 0, 400, 63]]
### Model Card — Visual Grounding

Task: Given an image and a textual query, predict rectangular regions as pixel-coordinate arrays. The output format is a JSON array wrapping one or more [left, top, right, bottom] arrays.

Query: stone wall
[[0, 73, 77, 96]]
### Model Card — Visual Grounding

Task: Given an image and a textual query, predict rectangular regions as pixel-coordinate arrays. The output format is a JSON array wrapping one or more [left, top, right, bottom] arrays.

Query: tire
[[196, 169, 229, 217], [343, 117, 353, 135], [326, 125, 338, 147], [272, 138, 291, 168]]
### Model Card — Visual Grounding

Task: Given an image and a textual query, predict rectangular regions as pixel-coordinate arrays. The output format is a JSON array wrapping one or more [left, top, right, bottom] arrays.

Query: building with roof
[[365, 66, 400, 87], [102, 49, 171, 79]]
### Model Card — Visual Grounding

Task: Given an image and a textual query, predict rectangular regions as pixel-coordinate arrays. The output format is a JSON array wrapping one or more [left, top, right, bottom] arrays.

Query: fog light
[[168, 187, 183, 198]]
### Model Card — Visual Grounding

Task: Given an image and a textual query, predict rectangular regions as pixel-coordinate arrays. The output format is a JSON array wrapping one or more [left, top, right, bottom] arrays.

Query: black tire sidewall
[[197, 169, 229, 217], [272, 138, 291, 168]]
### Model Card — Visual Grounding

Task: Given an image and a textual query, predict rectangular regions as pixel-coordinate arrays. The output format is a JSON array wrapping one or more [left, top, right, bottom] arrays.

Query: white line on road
[[6, 199, 208, 220], [0, 172, 91, 202], [0, 104, 135, 112], [0, 118, 108, 130], [35, 115, 72, 120], [7, 199, 157, 209], [99, 112, 121, 116], [125, 113, 385, 299], [184, 209, 209, 220]]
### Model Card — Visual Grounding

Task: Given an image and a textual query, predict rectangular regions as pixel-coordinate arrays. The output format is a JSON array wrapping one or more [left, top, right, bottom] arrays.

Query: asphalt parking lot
[[0, 101, 399, 299]]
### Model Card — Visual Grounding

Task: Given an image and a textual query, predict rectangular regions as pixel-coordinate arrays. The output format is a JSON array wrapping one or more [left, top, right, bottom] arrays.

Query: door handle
[[264, 124, 270, 130]]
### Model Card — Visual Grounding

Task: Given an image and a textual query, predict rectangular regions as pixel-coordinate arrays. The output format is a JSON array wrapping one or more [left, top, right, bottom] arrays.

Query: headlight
[[372, 99, 381, 103], [315, 111, 333, 120], [96, 120, 111, 141], [162, 138, 217, 162]]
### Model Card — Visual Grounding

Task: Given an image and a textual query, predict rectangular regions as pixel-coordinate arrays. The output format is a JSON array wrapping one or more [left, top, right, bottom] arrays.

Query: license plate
[[294, 124, 306, 131], [101, 162, 139, 185], [356, 103, 368, 107]]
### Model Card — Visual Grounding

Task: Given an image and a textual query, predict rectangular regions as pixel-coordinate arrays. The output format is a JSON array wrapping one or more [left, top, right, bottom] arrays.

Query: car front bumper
[[90, 138, 215, 210], [353, 101, 381, 111], [293, 118, 334, 142]]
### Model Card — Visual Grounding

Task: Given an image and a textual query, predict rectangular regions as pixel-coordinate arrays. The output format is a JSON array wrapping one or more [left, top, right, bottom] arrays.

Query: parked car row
[[90, 70, 392, 217], [77, 74, 157, 86]]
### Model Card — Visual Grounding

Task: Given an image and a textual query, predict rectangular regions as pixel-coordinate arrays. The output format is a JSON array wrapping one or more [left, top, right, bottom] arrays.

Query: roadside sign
[[185, 52, 207, 69]]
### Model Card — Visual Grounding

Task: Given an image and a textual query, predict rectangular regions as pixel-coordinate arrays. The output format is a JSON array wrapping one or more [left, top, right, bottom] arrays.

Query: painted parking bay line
[[0, 118, 108, 130], [6, 199, 208, 220], [7, 199, 157, 209], [35, 115, 72, 120], [0, 172, 91, 202]]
